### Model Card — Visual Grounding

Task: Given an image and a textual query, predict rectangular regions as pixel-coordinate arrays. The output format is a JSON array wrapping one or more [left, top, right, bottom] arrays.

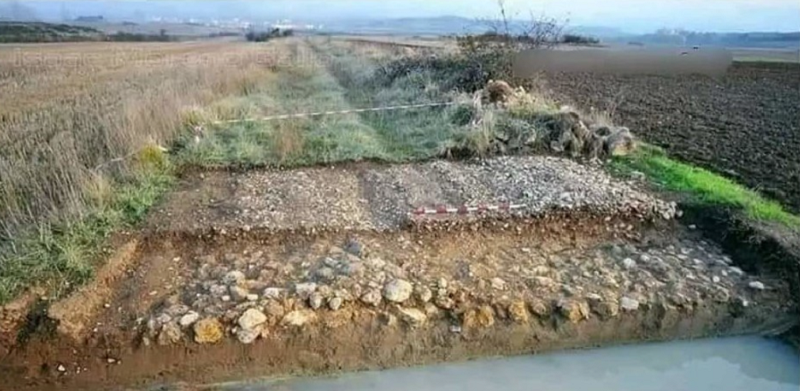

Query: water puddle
[[221, 337, 799, 391]]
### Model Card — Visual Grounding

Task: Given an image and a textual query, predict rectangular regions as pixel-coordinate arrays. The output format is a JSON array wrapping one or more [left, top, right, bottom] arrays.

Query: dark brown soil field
[[543, 62, 800, 213]]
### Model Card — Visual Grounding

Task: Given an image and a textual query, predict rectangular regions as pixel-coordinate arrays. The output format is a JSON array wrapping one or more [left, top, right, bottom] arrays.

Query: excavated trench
[[1, 156, 797, 391]]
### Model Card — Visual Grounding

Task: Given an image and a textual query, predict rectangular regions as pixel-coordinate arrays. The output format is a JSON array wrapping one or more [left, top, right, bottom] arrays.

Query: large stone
[[236, 327, 261, 344], [532, 276, 556, 288], [179, 312, 200, 328], [620, 297, 640, 312], [281, 310, 317, 327], [621, 258, 637, 270], [414, 285, 433, 303], [157, 322, 182, 346], [164, 304, 190, 317], [263, 287, 284, 300], [587, 296, 619, 319], [605, 127, 635, 157], [294, 282, 318, 299], [383, 279, 413, 303], [463, 306, 495, 329], [193, 318, 224, 344], [397, 308, 428, 327], [328, 297, 344, 311], [491, 278, 507, 291], [238, 309, 267, 331], [264, 300, 285, 318], [230, 285, 250, 302], [309, 293, 324, 310], [361, 289, 382, 306], [558, 298, 590, 323], [529, 298, 551, 317], [508, 301, 529, 323]]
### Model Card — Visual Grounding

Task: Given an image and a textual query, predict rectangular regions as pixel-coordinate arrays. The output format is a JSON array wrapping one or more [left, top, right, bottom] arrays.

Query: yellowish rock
[[508, 301, 529, 323], [193, 318, 224, 344]]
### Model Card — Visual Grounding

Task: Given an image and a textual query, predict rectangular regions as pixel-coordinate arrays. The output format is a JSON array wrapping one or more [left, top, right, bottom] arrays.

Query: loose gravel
[[150, 156, 676, 233]]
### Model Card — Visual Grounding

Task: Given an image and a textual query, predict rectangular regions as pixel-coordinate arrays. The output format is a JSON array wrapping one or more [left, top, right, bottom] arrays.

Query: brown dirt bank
[[542, 62, 800, 213]]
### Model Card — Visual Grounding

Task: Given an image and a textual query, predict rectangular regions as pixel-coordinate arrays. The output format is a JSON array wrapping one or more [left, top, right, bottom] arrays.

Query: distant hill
[[320, 16, 627, 39], [0, 21, 220, 43]]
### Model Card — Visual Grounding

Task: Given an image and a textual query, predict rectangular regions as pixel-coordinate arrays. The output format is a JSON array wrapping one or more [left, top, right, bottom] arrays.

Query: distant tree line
[[0, 21, 101, 43], [104, 29, 175, 42], [245, 28, 294, 42], [561, 34, 600, 45]]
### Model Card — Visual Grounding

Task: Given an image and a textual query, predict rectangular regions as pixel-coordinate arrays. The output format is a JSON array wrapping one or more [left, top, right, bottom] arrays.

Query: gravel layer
[[136, 229, 793, 347], [150, 156, 676, 233]]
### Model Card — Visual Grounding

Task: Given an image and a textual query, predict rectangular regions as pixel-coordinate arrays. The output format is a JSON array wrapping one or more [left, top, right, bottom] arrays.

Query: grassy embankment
[[612, 145, 800, 228]]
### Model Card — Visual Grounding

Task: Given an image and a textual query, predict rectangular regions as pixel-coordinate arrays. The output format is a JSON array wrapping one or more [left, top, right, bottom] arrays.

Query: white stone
[[361, 289, 382, 306], [179, 312, 200, 328], [294, 282, 317, 298], [620, 297, 640, 311], [621, 258, 637, 270], [491, 278, 507, 290], [748, 281, 766, 291], [397, 308, 427, 327], [263, 287, 284, 299], [238, 309, 267, 331], [282, 310, 316, 327], [729, 267, 745, 276], [328, 297, 343, 311], [309, 293, 324, 310], [157, 322, 182, 346], [383, 279, 413, 303], [533, 276, 555, 288], [415, 285, 433, 303], [230, 285, 249, 302], [712, 276, 721, 284], [237, 327, 261, 344]]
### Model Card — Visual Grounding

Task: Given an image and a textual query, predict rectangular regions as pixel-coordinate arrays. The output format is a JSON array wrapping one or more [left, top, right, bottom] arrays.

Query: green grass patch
[[0, 151, 174, 305], [176, 41, 480, 168], [613, 145, 800, 228]]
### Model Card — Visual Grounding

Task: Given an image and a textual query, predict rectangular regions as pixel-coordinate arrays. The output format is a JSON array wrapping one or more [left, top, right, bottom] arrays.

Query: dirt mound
[[543, 62, 800, 213]]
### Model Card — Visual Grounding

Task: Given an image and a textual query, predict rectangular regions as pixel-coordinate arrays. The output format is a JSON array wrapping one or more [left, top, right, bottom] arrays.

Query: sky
[[3, 0, 800, 33]]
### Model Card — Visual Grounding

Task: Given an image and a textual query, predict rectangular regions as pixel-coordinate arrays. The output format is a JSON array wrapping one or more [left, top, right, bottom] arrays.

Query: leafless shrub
[[456, 0, 566, 82]]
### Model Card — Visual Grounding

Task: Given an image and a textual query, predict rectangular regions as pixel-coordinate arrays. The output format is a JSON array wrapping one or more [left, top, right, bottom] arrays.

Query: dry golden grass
[[0, 40, 287, 239]]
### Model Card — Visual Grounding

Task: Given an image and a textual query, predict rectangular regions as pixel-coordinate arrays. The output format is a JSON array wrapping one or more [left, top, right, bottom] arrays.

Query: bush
[[245, 28, 293, 42]]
